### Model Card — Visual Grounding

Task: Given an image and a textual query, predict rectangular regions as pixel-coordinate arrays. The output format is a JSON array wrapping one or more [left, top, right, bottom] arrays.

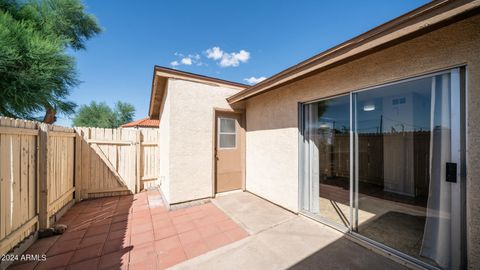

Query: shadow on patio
[[287, 235, 408, 270], [7, 190, 248, 270]]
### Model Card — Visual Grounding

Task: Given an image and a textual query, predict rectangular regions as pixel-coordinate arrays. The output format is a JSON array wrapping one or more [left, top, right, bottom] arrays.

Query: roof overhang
[[148, 66, 248, 119], [227, 0, 480, 104]]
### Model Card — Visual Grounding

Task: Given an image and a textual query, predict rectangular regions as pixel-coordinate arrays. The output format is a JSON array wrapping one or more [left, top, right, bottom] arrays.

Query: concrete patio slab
[[171, 192, 408, 270], [213, 191, 296, 234]]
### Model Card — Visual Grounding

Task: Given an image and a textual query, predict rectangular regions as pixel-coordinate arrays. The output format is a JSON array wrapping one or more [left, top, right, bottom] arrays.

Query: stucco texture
[[160, 79, 241, 204], [244, 14, 480, 268], [159, 86, 171, 202]]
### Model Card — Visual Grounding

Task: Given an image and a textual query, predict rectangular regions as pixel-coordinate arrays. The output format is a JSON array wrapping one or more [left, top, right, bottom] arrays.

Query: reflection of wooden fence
[[0, 117, 159, 257], [320, 131, 430, 196]]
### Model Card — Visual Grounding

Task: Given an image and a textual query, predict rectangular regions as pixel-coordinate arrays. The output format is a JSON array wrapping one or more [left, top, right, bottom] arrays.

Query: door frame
[[211, 108, 246, 196]]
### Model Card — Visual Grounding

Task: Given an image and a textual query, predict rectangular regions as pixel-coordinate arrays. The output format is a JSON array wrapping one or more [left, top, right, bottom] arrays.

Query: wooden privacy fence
[[0, 117, 159, 256], [0, 118, 39, 257], [75, 127, 160, 200], [0, 118, 75, 256]]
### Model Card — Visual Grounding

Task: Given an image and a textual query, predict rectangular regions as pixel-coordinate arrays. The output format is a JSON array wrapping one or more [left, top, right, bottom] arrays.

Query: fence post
[[38, 124, 49, 229], [136, 129, 141, 193], [74, 130, 82, 202]]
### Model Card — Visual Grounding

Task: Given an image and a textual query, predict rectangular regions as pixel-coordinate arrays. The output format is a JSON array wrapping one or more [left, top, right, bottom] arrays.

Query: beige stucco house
[[149, 68, 247, 204], [149, 1, 480, 269]]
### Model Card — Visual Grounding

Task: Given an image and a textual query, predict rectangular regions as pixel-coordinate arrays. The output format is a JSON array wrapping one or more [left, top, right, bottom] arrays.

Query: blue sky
[[58, 0, 430, 126]]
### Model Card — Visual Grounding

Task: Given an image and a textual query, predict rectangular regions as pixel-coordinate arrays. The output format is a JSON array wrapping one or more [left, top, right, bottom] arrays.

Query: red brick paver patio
[[8, 190, 248, 270]]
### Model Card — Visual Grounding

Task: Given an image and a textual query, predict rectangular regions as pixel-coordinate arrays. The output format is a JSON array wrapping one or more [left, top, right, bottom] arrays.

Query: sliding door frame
[[349, 67, 465, 270], [298, 93, 351, 233], [298, 66, 467, 270]]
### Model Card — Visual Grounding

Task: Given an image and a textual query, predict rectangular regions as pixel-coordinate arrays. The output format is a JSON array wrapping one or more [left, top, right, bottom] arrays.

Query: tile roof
[[121, 117, 159, 128]]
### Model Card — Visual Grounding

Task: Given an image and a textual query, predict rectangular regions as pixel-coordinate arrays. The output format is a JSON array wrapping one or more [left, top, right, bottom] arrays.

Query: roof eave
[[148, 66, 248, 118], [148, 67, 159, 118]]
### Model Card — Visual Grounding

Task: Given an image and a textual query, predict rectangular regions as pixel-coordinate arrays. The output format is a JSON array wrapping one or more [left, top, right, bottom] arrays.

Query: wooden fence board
[[20, 136, 28, 228], [0, 118, 40, 255], [0, 133, 9, 239], [28, 137, 36, 218]]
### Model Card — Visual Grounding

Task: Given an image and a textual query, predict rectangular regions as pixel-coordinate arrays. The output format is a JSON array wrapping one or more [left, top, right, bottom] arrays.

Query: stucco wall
[[159, 87, 171, 202], [245, 14, 480, 268], [166, 79, 241, 204]]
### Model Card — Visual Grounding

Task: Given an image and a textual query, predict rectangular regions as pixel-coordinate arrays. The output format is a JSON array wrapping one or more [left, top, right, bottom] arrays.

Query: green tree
[[0, 0, 101, 123], [112, 102, 135, 128], [72, 101, 136, 128]]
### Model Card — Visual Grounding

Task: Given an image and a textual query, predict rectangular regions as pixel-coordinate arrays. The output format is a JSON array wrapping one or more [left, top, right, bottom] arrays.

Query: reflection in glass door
[[300, 68, 465, 269], [300, 95, 350, 228], [353, 70, 465, 269]]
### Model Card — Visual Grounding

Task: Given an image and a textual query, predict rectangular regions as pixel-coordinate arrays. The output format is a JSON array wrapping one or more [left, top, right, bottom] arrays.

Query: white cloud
[[171, 53, 203, 67], [172, 48, 251, 68], [206, 47, 224, 60], [244, 76, 266, 85], [220, 50, 250, 67], [181, 57, 192, 65], [205, 47, 250, 67]]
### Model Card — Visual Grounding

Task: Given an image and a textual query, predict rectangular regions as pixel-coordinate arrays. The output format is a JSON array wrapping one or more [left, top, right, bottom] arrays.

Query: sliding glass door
[[300, 69, 465, 269], [300, 94, 350, 228]]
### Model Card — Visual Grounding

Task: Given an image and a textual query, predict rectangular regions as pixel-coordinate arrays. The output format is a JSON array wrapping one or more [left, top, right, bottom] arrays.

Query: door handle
[[446, 162, 457, 183]]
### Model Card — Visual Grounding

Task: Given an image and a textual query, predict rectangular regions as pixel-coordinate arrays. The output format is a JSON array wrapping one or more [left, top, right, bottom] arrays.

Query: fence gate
[[75, 127, 160, 200]]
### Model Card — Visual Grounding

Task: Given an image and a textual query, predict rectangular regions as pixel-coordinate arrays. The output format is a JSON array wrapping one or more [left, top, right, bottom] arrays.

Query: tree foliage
[[112, 102, 135, 128], [72, 101, 135, 128], [0, 0, 101, 122]]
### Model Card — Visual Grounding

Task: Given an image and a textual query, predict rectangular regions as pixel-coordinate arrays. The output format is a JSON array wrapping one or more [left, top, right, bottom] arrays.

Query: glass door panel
[[353, 70, 464, 269], [301, 95, 350, 227]]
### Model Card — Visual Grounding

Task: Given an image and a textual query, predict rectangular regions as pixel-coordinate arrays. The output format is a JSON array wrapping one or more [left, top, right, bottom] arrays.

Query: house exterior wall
[[163, 79, 241, 204], [159, 87, 171, 202], [244, 14, 480, 268]]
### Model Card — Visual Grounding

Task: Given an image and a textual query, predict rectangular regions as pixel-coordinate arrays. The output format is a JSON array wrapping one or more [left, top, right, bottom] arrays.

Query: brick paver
[[8, 190, 248, 270]]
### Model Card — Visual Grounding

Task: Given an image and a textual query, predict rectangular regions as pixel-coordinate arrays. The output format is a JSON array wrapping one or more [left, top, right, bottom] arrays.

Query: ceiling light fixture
[[363, 103, 375, 112]]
